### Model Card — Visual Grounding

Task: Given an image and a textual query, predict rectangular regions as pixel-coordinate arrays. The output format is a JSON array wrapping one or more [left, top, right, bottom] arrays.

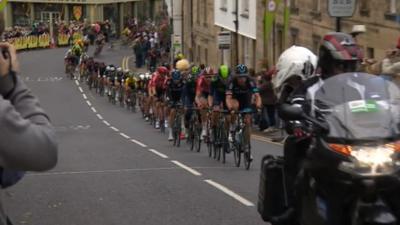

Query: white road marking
[[96, 114, 103, 120], [110, 126, 119, 132], [130, 139, 147, 148], [120, 133, 130, 139], [91, 107, 97, 113], [86, 100, 92, 106], [148, 149, 169, 159], [103, 120, 110, 126], [27, 167, 181, 176], [82, 94, 87, 99], [171, 160, 202, 176], [75, 80, 79, 86], [204, 179, 255, 207], [78, 87, 84, 93]]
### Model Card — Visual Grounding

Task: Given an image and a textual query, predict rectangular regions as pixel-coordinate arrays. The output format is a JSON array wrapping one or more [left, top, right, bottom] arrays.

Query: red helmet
[[157, 66, 169, 75], [203, 67, 216, 76]]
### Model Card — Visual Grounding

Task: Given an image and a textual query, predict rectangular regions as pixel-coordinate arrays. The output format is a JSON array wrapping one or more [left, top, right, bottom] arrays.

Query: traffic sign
[[328, 0, 357, 17], [218, 31, 231, 50]]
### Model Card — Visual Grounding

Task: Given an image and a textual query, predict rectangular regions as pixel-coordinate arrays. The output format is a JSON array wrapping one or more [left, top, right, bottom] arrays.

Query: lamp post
[[234, 0, 239, 66]]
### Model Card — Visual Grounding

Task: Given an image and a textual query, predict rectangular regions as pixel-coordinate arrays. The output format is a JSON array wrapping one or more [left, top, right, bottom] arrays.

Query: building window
[[241, 0, 249, 18], [197, 0, 201, 24], [220, 0, 228, 11], [385, 0, 399, 21], [312, 34, 321, 54], [290, 0, 299, 14], [310, 0, 321, 19], [367, 47, 375, 59], [290, 28, 299, 45], [359, 0, 370, 16], [203, 1, 208, 27], [387, 0, 398, 13], [277, 25, 284, 55], [12, 3, 31, 26]]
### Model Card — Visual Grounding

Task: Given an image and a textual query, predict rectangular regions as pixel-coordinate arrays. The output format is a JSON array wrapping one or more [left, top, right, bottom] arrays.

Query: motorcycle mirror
[[279, 104, 305, 121]]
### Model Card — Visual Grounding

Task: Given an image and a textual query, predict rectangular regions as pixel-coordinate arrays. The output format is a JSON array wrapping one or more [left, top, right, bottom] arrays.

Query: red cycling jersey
[[196, 75, 211, 96], [150, 72, 166, 91]]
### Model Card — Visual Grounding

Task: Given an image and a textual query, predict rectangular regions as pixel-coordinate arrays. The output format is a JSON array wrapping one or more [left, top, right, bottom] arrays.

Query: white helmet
[[117, 67, 123, 72], [106, 66, 111, 71], [110, 67, 115, 72], [139, 74, 145, 80], [124, 69, 130, 73], [273, 45, 318, 93]]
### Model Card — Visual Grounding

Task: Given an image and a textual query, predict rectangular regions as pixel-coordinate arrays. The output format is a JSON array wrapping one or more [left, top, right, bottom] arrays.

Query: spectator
[[0, 14, 58, 224], [258, 69, 278, 133]]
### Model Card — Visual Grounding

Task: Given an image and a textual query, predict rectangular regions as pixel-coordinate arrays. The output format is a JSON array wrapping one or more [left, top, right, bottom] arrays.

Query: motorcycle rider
[[280, 32, 363, 220]]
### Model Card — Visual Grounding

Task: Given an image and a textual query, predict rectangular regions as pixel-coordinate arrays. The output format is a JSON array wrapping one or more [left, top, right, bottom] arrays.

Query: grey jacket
[[0, 72, 58, 225]]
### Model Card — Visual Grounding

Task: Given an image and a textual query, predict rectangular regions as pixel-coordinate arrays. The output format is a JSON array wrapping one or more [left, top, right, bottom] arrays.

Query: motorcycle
[[261, 72, 400, 225]]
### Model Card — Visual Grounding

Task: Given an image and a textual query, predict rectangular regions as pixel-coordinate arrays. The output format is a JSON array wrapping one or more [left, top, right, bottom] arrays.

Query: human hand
[[0, 43, 19, 77]]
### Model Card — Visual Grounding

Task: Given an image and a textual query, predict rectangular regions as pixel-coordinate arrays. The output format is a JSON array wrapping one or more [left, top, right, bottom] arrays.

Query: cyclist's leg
[[198, 96, 209, 137], [228, 99, 240, 141], [168, 102, 176, 141]]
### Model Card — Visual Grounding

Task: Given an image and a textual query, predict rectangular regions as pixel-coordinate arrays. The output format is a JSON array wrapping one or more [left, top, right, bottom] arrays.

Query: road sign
[[218, 31, 231, 50], [328, 0, 357, 17]]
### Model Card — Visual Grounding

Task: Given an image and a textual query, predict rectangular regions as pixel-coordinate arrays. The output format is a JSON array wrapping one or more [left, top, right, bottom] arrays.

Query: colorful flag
[[264, 0, 281, 44]]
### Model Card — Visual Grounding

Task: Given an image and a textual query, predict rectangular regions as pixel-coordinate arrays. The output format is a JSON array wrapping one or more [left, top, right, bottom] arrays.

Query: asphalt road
[[5, 46, 283, 225]]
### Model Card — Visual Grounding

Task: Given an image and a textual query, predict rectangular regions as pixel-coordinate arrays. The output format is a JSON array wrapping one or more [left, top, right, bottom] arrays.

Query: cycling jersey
[[211, 76, 230, 107], [196, 75, 211, 98], [226, 75, 259, 110], [183, 76, 197, 107], [150, 73, 166, 99], [166, 78, 184, 105]]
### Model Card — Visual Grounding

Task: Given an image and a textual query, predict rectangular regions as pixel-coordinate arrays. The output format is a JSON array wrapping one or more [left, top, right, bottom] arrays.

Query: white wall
[[214, 0, 257, 40]]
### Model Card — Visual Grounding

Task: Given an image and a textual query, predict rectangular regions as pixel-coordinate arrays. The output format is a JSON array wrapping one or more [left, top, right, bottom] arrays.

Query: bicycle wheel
[[243, 126, 252, 170], [195, 124, 202, 152], [189, 113, 197, 151], [207, 128, 213, 158], [221, 128, 227, 164], [233, 132, 241, 167]]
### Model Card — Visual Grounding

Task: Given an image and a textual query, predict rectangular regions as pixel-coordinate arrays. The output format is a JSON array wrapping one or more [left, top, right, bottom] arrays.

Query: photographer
[[0, 15, 58, 225]]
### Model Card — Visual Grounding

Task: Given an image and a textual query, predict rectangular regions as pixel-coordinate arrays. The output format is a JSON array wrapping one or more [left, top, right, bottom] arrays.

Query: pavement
[[5, 46, 283, 225]]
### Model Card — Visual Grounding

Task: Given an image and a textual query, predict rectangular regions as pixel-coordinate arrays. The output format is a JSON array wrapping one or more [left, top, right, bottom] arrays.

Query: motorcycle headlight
[[329, 143, 400, 175]]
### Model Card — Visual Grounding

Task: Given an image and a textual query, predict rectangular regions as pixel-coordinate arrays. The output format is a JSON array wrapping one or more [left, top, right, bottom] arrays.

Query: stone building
[[274, 0, 400, 62], [4, 0, 163, 33]]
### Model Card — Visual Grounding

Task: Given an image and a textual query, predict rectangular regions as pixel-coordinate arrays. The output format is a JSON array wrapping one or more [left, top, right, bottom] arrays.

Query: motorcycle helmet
[[274, 45, 318, 92], [318, 32, 363, 78], [218, 65, 230, 80], [235, 64, 248, 76]]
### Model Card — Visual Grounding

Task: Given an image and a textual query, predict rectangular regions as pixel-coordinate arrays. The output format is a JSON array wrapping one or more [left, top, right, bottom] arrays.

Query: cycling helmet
[[191, 66, 201, 76], [218, 65, 230, 80], [319, 32, 363, 78], [274, 46, 318, 92], [176, 59, 190, 71], [117, 67, 123, 72], [106, 66, 111, 71], [110, 67, 115, 72], [124, 69, 130, 73], [203, 67, 216, 76], [139, 74, 145, 80], [176, 53, 184, 60], [171, 70, 182, 81], [145, 73, 151, 79], [157, 66, 169, 75], [235, 64, 248, 76]]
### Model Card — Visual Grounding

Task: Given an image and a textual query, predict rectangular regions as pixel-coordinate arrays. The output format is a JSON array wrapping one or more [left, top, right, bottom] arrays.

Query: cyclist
[[195, 66, 215, 138], [226, 64, 262, 153], [209, 65, 231, 132], [183, 66, 201, 134], [150, 67, 168, 129], [166, 70, 185, 141]]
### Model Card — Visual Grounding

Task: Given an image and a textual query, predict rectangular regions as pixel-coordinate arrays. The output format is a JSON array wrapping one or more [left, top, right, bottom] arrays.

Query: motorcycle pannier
[[257, 155, 289, 223]]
